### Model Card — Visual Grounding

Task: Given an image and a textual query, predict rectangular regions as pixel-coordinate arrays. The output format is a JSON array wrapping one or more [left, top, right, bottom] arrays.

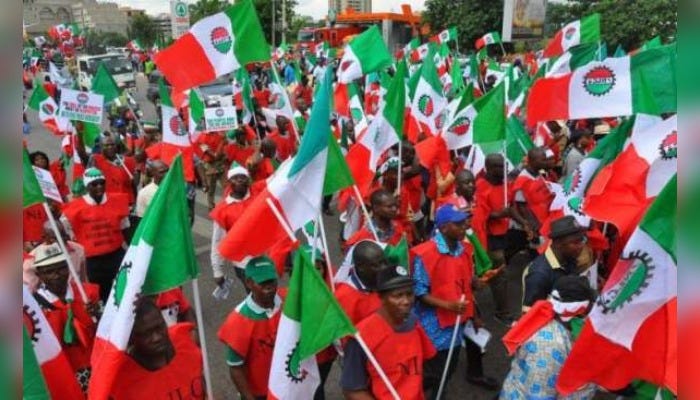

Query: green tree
[[289, 15, 316, 43], [252, 0, 298, 47], [423, 0, 504, 52], [544, 0, 677, 50], [128, 14, 158, 47], [188, 0, 228, 24]]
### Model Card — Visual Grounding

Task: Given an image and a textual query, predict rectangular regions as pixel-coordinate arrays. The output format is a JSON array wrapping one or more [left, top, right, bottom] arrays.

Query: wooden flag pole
[[352, 184, 380, 241]]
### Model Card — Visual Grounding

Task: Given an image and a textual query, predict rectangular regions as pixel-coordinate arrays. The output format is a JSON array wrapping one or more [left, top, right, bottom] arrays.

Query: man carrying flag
[[341, 263, 436, 398], [218, 256, 283, 400], [106, 297, 204, 399]]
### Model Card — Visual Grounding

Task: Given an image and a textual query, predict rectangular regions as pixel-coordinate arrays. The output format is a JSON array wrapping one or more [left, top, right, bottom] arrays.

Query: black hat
[[376, 265, 413, 293], [549, 216, 585, 240]]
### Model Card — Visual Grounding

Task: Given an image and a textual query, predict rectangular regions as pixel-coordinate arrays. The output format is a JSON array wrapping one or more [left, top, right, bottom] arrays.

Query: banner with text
[[33, 166, 63, 203], [59, 89, 104, 124], [205, 106, 238, 131], [502, 0, 546, 41]]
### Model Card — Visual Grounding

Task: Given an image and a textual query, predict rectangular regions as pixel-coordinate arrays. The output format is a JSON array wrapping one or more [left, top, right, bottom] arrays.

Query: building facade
[[23, 0, 136, 37], [328, 0, 371, 14]]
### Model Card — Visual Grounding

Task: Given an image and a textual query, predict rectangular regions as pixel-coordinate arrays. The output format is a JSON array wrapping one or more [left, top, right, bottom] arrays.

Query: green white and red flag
[[396, 37, 419, 59], [23, 285, 84, 399], [126, 39, 144, 53], [543, 14, 600, 58], [154, 0, 269, 91], [475, 32, 501, 50], [583, 114, 677, 238], [268, 249, 356, 399], [431, 27, 458, 44], [441, 81, 505, 150], [410, 45, 448, 136], [159, 78, 191, 147], [337, 26, 392, 84], [527, 45, 677, 127], [557, 175, 677, 396], [409, 42, 430, 63], [218, 70, 333, 263], [27, 84, 72, 136], [88, 156, 199, 400], [188, 89, 206, 138], [334, 82, 368, 137], [345, 63, 405, 197]]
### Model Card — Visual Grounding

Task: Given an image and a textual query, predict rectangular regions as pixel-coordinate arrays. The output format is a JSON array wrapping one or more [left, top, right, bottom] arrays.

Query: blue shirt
[[413, 232, 467, 351], [283, 64, 296, 85]]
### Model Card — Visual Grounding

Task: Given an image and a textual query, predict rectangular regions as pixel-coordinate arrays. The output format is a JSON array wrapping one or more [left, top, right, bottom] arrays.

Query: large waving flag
[[543, 14, 600, 58], [159, 78, 191, 147], [218, 69, 333, 263], [410, 45, 447, 136], [268, 249, 356, 399], [442, 81, 505, 150], [27, 84, 72, 136], [431, 27, 458, 44], [584, 114, 677, 238], [527, 45, 676, 126], [557, 176, 677, 395], [337, 26, 392, 84], [88, 156, 199, 400], [154, 0, 269, 91], [23, 285, 84, 399], [345, 61, 406, 197]]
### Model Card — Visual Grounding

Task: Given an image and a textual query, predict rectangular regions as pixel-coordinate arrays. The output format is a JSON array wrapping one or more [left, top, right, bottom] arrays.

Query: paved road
[[24, 73, 611, 400]]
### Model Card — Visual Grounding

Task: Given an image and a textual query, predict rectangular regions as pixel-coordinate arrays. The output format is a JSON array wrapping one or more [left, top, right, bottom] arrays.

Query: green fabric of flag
[[466, 231, 493, 276], [641, 36, 662, 51], [139, 156, 200, 294], [323, 133, 354, 195], [472, 82, 506, 143], [91, 63, 121, 104], [189, 90, 205, 128], [23, 327, 50, 400], [23, 150, 45, 208], [449, 57, 465, 97], [384, 236, 408, 268], [288, 249, 356, 365], [631, 44, 677, 117]]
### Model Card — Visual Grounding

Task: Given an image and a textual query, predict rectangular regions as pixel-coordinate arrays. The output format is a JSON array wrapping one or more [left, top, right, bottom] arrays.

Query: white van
[[76, 53, 135, 91]]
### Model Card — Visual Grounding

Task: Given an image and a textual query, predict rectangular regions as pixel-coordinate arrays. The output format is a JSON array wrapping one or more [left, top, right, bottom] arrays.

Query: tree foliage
[[545, 0, 677, 50], [128, 13, 158, 47], [187, 0, 298, 48], [188, 0, 228, 25], [252, 0, 298, 47], [423, 0, 504, 52]]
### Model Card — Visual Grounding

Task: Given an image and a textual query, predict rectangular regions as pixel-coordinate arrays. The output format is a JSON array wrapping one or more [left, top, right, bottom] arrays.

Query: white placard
[[463, 320, 492, 353], [205, 106, 238, 131], [32, 166, 63, 203], [170, 0, 191, 40], [58, 89, 104, 124]]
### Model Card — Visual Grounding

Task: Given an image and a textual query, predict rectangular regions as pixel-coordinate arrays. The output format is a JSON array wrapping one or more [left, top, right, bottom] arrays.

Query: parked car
[[146, 72, 233, 108]]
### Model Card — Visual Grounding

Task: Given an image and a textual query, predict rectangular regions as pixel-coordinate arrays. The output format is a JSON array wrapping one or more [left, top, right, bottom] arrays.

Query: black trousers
[[423, 348, 460, 400], [313, 359, 334, 400], [86, 248, 126, 304]]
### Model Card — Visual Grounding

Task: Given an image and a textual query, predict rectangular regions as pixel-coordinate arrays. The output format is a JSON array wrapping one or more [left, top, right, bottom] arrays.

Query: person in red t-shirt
[[224, 128, 255, 167], [218, 256, 283, 400], [266, 116, 297, 162], [252, 80, 271, 108], [293, 75, 313, 108], [340, 264, 436, 400], [345, 189, 410, 249], [512, 148, 556, 240], [246, 138, 278, 182], [32, 242, 101, 394], [335, 240, 387, 325], [76, 132, 137, 206], [194, 131, 227, 210], [108, 297, 205, 399]]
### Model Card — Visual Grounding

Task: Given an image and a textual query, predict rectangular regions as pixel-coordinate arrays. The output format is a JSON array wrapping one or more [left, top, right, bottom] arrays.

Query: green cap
[[245, 256, 278, 283]]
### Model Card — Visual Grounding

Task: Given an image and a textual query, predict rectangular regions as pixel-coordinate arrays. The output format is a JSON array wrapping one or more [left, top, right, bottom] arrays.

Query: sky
[[114, 0, 426, 20]]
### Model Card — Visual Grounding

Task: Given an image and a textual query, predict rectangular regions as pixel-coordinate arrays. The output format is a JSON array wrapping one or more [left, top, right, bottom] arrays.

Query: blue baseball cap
[[435, 204, 471, 227]]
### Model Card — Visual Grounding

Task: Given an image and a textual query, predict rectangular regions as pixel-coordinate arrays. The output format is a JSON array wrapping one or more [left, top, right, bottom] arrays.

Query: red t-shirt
[[108, 323, 204, 400], [266, 130, 295, 161], [194, 132, 225, 163], [224, 142, 255, 167], [253, 88, 270, 108], [92, 154, 136, 205]]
